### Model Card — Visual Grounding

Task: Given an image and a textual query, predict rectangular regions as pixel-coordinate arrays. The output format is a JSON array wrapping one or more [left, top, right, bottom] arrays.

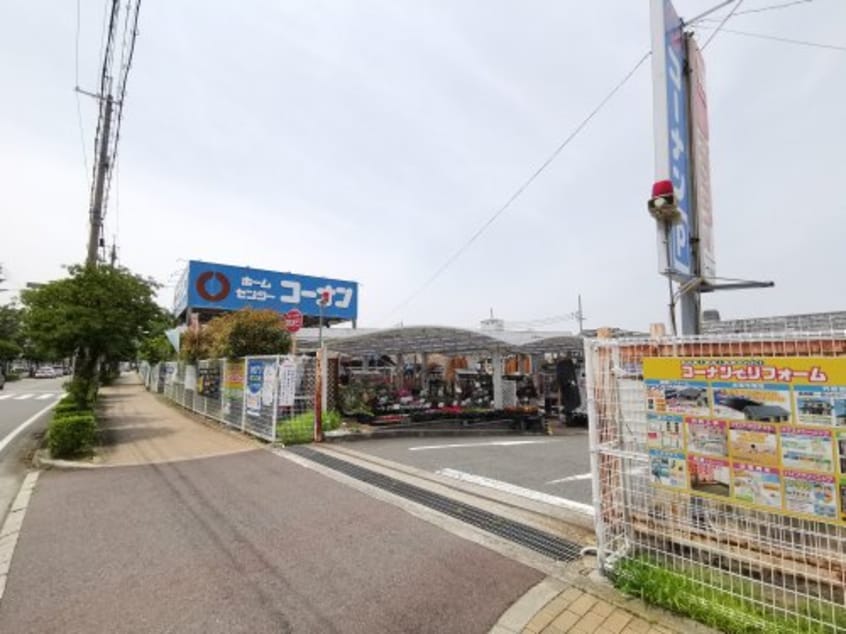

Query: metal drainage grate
[[288, 446, 583, 562]]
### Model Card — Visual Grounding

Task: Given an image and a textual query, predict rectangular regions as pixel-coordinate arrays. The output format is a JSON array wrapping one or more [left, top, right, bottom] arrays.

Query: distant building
[[701, 311, 846, 335]]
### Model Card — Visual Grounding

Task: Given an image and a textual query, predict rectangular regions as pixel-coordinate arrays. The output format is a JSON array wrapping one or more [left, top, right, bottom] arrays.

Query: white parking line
[[0, 395, 12, 401], [409, 439, 555, 452], [35, 394, 55, 400], [12, 394, 34, 400], [436, 468, 595, 516], [546, 472, 593, 485]]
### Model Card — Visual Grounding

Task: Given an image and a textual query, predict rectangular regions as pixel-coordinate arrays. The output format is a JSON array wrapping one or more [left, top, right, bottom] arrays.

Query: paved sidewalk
[[92, 375, 257, 466], [492, 569, 715, 634]]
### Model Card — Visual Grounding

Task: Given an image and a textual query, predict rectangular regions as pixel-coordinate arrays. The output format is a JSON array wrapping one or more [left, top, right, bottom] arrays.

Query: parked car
[[34, 366, 57, 379]]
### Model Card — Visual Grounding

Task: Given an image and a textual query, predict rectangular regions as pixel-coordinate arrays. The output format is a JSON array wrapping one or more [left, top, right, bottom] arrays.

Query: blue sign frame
[[179, 260, 358, 321], [663, 0, 692, 276]]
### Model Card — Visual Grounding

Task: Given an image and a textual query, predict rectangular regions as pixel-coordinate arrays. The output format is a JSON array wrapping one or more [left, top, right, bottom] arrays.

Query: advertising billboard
[[689, 38, 715, 280], [650, 0, 692, 278], [644, 356, 846, 527], [176, 260, 358, 321]]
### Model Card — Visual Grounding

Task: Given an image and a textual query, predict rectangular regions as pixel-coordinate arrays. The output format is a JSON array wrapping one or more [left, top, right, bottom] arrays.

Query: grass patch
[[276, 410, 343, 445], [277, 411, 314, 445], [613, 555, 846, 634], [323, 410, 342, 432]]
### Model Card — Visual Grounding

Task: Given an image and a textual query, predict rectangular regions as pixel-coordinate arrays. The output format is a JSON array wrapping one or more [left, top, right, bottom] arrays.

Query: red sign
[[285, 309, 303, 333]]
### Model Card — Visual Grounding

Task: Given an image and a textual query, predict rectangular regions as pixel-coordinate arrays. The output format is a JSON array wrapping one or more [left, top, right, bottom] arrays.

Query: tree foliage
[[0, 304, 24, 366], [181, 308, 291, 361], [21, 265, 163, 399]]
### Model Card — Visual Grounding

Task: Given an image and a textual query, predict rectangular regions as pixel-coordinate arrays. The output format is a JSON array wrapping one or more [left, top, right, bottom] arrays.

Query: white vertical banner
[[278, 357, 297, 408], [689, 37, 715, 280]]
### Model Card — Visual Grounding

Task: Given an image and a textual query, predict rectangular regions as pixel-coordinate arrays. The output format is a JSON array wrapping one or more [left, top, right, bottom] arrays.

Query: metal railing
[[140, 355, 316, 443], [586, 330, 846, 632]]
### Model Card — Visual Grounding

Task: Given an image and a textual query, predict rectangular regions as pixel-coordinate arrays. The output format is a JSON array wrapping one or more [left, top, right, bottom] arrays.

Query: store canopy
[[294, 325, 583, 356]]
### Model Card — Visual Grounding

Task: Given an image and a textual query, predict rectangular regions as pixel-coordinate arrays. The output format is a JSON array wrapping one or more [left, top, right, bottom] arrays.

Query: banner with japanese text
[[644, 357, 846, 526]]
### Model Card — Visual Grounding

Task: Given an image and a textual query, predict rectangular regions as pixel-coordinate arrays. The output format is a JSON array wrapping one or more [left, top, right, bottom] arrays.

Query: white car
[[34, 367, 57, 379]]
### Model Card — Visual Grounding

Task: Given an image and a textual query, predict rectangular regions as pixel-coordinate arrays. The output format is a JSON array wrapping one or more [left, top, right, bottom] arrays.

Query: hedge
[[48, 413, 97, 458]]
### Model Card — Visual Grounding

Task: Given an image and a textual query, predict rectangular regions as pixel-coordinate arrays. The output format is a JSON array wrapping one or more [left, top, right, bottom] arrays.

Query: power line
[[74, 0, 89, 180], [698, 0, 815, 22], [379, 50, 652, 323], [733, 0, 813, 16], [698, 26, 846, 51], [702, 0, 746, 50]]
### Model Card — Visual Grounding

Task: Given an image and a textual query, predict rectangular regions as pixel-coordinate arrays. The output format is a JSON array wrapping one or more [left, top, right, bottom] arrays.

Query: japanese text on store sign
[[183, 261, 358, 320], [235, 276, 354, 308], [681, 362, 829, 383]]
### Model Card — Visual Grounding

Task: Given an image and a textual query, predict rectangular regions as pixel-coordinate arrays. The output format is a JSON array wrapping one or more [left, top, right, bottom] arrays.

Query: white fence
[[140, 355, 316, 442], [586, 331, 846, 632]]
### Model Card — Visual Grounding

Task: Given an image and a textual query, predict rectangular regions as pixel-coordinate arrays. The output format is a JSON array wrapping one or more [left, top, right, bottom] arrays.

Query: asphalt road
[[345, 434, 593, 506], [0, 449, 542, 633], [0, 376, 64, 522]]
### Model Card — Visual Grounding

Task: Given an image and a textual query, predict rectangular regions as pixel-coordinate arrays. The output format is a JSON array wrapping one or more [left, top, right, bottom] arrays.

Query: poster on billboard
[[783, 470, 838, 520], [197, 363, 221, 398], [685, 417, 728, 457], [278, 358, 298, 408], [645, 380, 709, 416], [794, 386, 846, 426], [246, 359, 264, 417], [644, 356, 846, 527], [732, 463, 782, 508], [650, 449, 688, 488], [647, 413, 684, 450]]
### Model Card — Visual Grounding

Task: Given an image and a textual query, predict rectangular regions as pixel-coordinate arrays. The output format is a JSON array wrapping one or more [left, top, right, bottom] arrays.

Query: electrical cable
[[702, 0, 746, 50], [380, 50, 652, 323], [75, 0, 89, 180], [732, 0, 813, 16], [697, 26, 846, 51]]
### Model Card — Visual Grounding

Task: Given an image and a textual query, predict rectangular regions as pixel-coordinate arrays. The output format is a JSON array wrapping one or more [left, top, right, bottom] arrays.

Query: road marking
[[12, 394, 34, 400], [436, 468, 595, 516], [35, 394, 55, 400], [0, 400, 58, 456], [546, 472, 593, 485], [0, 471, 40, 603], [0, 395, 11, 401], [408, 439, 555, 452]]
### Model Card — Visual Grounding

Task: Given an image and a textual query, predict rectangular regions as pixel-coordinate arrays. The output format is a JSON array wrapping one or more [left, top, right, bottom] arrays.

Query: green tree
[[0, 304, 24, 370], [21, 265, 163, 403], [137, 308, 177, 365], [190, 308, 291, 360]]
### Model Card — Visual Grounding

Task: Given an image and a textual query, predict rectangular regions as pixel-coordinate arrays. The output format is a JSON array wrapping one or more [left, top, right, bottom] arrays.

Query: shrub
[[54, 398, 88, 415], [4, 371, 21, 382], [64, 377, 98, 409], [323, 410, 342, 431], [277, 411, 314, 445], [48, 413, 97, 458]]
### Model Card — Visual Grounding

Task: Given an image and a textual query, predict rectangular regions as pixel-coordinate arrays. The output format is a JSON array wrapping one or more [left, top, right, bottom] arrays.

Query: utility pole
[[109, 240, 118, 267], [86, 95, 114, 268], [577, 294, 585, 334]]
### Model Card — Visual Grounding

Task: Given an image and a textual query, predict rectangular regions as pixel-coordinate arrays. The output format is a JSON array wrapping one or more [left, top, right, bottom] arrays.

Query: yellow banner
[[644, 357, 846, 386]]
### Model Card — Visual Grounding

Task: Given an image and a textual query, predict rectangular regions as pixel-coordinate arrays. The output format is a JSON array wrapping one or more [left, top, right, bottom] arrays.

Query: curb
[[32, 449, 102, 470]]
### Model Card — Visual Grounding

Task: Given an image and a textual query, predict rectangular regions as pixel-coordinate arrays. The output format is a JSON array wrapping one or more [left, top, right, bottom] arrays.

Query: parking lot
[[344, 431, 593, 511]]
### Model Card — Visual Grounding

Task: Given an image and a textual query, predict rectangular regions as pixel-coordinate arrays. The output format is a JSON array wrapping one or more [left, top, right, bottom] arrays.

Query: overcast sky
[[1, 1, 844, 331]]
